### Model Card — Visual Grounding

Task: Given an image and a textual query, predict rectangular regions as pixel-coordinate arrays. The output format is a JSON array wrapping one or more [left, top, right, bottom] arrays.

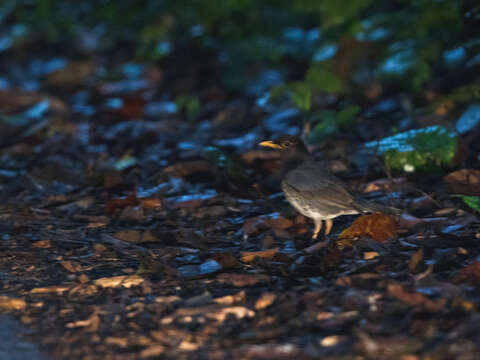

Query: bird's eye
[[282, 141, 292, 148]]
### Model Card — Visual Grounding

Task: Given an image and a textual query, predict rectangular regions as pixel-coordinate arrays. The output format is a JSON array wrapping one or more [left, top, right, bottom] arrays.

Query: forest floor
[[1, 41, 480, 360]]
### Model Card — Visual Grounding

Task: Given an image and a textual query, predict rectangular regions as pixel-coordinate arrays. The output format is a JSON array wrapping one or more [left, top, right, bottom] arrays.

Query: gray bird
[[260, 135, 399, 239]]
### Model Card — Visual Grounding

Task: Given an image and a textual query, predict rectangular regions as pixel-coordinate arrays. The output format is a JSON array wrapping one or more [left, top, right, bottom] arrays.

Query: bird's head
[[259, 135, 310, 172], [259, 135, 309, 157]]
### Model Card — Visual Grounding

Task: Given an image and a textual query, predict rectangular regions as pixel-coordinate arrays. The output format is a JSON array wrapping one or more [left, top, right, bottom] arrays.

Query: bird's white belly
[[285, 194, 318, 218], [283, 188, 359, 220]]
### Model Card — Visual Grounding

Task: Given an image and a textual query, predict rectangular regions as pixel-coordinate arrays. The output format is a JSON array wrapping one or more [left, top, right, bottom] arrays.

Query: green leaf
[[459, 196, 480, 212], [175, 95, 201, 122], [306, 63, 343, 93], [287, 81, 312, 112], [308, 110, 337, 142], [366, 125, 457, 173], [268, 84, 288, 101], [336, 105, 361, 127]]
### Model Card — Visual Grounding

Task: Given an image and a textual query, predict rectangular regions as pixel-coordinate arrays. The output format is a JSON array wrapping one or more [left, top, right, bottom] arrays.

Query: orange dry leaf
[[264, 217, 294, 230], [106, 190, 164, 214], [444, 169, 480, 196], [254, 293, 276, 310], [339, 213, 397, 242], [105, 192, 138, 214], [174, 199, 204, 210], [243, 215, 293, 236], [211, 253, 239, 269], [0, 296, 27, 312], [216, 273, 270, 287], [363, 177, 410, 193], [32, 240, 52, 248], [163, 160, 211, 177], [363, 251, 379, 260], [434, 99, 454, 116], [117, 95, 145, 118], [408, 248, 425, 273], [60, 260, 83, 273], [387, 284, 445, 312], [139, 198, 164, 210], [240, 248, 279, 263], [456, 261, 480, 287]]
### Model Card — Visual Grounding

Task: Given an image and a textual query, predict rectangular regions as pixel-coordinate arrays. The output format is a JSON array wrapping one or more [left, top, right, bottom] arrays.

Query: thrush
[[260, 135, 399, 239]]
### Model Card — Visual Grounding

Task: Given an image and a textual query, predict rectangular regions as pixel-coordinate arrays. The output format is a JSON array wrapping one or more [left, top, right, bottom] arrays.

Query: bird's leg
[[312, 219, 323, 240], [325, 219, 333, 235]]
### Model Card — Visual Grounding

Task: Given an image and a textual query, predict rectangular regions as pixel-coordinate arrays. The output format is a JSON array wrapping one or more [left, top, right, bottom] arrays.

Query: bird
[[259, 134, 399, 240]]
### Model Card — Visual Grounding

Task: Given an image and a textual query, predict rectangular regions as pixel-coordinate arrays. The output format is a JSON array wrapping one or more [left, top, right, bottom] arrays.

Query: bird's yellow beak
[[259, 140, 282, 149]]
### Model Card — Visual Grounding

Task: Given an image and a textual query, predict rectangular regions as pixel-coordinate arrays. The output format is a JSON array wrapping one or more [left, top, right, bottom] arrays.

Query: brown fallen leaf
[[174, 199, 204, 210], [264, 217, 294, 230], [214, 291, 246, 305], [161, 304, 254, 326], [178, 340, 201, 352], [47, 61, 94, 88], [0, 90, 69, 117], [261, 233, 275, 249], [93, 244, 107, 252], [163, 160, 212, 177], [32, 240, 52, 248], [321, 335, 348, 347], [339, 213, 397, 242], [243, 215, 293, 236], [114, 230, 141, 243], [110, 95, 145, 119], [66, 311, 100, 332], [103, 171, 124, 189], [363, 251, 379, 260], [139, 230, 160, 243], [105, 337, 129, 348], [139, 197, 164, 209], [86, 221, 108, 229], [94, 275, 144, 288], [60, 260, 83, 273], [211, 252, 239, 269], [0, 296, 27, 312], [387, 284, 445, 311], [397, 213, 447, 230], [140, 345, 165, 358], [137, 252, 177, 277], [112, 229, 158, 244], [455, 261, 480, 287], [444, 169, 480, 196], [408, 248, 425, 273], [206, 306, 255, 322], [234, 343, 300, 359], [118, 205, 146, 222], [254, 293, 276, 310], [435, 98, 454, 116], [363, 177, 411, 193], [30, 285, 72, 294], [356, 331, 423, 359], [216, 273, 270, 287], [105, 191, 138, 214], [78, 274, 90, 283], [73, 214, 110, 223], [240, 248, 279, 263]]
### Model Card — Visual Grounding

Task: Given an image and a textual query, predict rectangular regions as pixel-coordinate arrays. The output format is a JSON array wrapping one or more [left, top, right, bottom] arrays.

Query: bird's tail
[[353, 198, 402, 216]]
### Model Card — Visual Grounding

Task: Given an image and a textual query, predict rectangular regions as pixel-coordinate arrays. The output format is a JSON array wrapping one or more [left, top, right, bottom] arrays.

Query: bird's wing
[[284, 163, 361, 212]]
